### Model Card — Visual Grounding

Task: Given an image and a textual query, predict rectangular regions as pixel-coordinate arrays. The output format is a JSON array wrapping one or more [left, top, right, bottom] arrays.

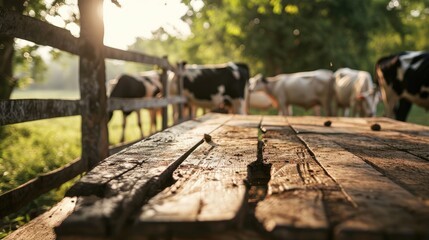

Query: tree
[[179, 0, 428, 76], [0, 0, 120, 100], [0, 0, 73, 99]]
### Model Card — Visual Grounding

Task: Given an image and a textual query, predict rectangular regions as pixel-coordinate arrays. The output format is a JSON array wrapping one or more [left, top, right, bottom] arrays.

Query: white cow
[[333, 68, 380, 117], [249, 91, 276, 111], [250, 70, 335, 116]]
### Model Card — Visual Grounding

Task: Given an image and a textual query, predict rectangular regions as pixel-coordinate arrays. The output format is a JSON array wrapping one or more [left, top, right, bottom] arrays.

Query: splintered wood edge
[[56, 114, 233, 237], [129, 116, 262, 237]]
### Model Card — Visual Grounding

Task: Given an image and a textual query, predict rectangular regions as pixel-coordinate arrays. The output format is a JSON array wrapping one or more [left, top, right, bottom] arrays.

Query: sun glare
[[103, 0, 190, 49]]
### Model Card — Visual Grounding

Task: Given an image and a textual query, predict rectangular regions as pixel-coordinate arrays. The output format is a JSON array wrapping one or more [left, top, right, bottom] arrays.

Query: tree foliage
[[131, 0, 428, 77], [0, 0, 73, 99]]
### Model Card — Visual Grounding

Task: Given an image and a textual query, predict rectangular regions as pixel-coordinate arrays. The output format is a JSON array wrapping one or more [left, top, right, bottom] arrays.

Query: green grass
[[0, 117, 81, 238], [11, 89, 80, 99]]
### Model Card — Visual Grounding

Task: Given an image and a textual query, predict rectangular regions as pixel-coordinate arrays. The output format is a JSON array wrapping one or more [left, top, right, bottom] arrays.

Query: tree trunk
[[0, 35, 16, 99], [0, 0, 26, 99]]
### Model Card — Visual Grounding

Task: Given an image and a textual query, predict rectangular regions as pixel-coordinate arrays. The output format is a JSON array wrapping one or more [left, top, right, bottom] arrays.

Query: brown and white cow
[[334, 68, 380, 117], [107, 71, 162, 142], [375, 51, 429, 121], [250, 70, 335, 116]]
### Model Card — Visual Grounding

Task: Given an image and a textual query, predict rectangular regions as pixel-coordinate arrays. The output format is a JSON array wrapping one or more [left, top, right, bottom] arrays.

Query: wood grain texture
[[129, 115, 262, 237], [254, 116, 337, 240], [56, 114, 231, 237], [17, 115, 428, 240], [299, 134, 429, 240], [0, 99, 80, 125]]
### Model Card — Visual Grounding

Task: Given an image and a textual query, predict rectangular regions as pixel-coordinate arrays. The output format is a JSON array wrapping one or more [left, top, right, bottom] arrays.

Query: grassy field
[[1, 89, 428, 238]]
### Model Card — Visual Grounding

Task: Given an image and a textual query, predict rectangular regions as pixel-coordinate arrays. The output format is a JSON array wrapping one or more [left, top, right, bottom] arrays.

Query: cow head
[[356, 87, 381, 117], [249, 74, 268, 92]]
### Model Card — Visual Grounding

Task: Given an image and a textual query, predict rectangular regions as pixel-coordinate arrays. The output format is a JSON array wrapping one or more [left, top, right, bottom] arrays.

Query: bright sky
[[33, 0, 201, 50], [102, 0, 192, 49]]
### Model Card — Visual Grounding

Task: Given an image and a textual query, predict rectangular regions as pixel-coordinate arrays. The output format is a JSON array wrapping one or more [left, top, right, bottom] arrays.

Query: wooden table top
[[7, 114, 429, 240]]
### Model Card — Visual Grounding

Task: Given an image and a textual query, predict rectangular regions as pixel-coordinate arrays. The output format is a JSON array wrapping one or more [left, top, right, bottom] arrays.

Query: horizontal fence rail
[[0, 8, 79, 55], [0, 158, 85, 217], [108, 96, 187, 112], [105, 47, 174, 70], [0, 8, 175, 69], [0, 99, 81, 125]]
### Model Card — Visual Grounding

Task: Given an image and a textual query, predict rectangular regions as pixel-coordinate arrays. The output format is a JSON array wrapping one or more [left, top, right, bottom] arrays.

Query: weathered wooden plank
[[260, 115, 288, 127], [55, 113, 232, 238], [254, 117, 336, 240], [327, 133, 429, 200], [0, 99, 80, 125], [366, 117, 429, 136], [299, 134, 429, 240], [0, 158, 85, 217], [65, 113, 228, 197], [108, 96, 187, 112], [224, 114, 262, 128], [256, 190, 328, 240], [287, 116, 373, 134], [0, 8, 79, 54], [104, 46, 173, 70], [129, 116, 261, 237], [4, 197, 77, 240], [288, 116, 429, 138]]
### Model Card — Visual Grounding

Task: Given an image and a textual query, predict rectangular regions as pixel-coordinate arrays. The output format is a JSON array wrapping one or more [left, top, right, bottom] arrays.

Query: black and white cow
[[171, 62, 250, 115], [107, 71, 162, 142], [375, 51, 429, 121]]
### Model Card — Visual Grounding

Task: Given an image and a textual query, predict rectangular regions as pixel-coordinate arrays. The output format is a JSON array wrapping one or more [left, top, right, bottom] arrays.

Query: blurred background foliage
[[8, 0, 429, 93], [123, 0, 429, 77]]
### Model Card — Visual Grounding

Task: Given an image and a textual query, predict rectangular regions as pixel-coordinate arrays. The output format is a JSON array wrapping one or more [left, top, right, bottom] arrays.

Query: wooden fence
[[0, 0, 186, 217]]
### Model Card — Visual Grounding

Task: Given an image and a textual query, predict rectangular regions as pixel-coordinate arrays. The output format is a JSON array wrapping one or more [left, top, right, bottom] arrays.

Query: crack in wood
[[296, 135, 359, 209]]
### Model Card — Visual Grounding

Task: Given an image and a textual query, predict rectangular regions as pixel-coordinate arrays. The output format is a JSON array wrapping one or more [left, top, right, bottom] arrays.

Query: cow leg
[[350, 100, 357, 117], [313, 105, 321, 116], [149, 109, 158, 134], [136, 110, 144, 139], [344, 108, 350, 117], [332, 100, 339, 116], [394, 98, 412, 121], [121, 111, 127, 143], [231, 98, 246, 115], [321, 96, 332, 116], [278, 103, 290, 116]]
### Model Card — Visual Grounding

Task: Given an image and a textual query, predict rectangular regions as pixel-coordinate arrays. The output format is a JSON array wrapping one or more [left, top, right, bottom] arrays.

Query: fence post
[[78, 0, 109, 170], [161, 56, 169, 130], [177, 62, 185, 121]]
